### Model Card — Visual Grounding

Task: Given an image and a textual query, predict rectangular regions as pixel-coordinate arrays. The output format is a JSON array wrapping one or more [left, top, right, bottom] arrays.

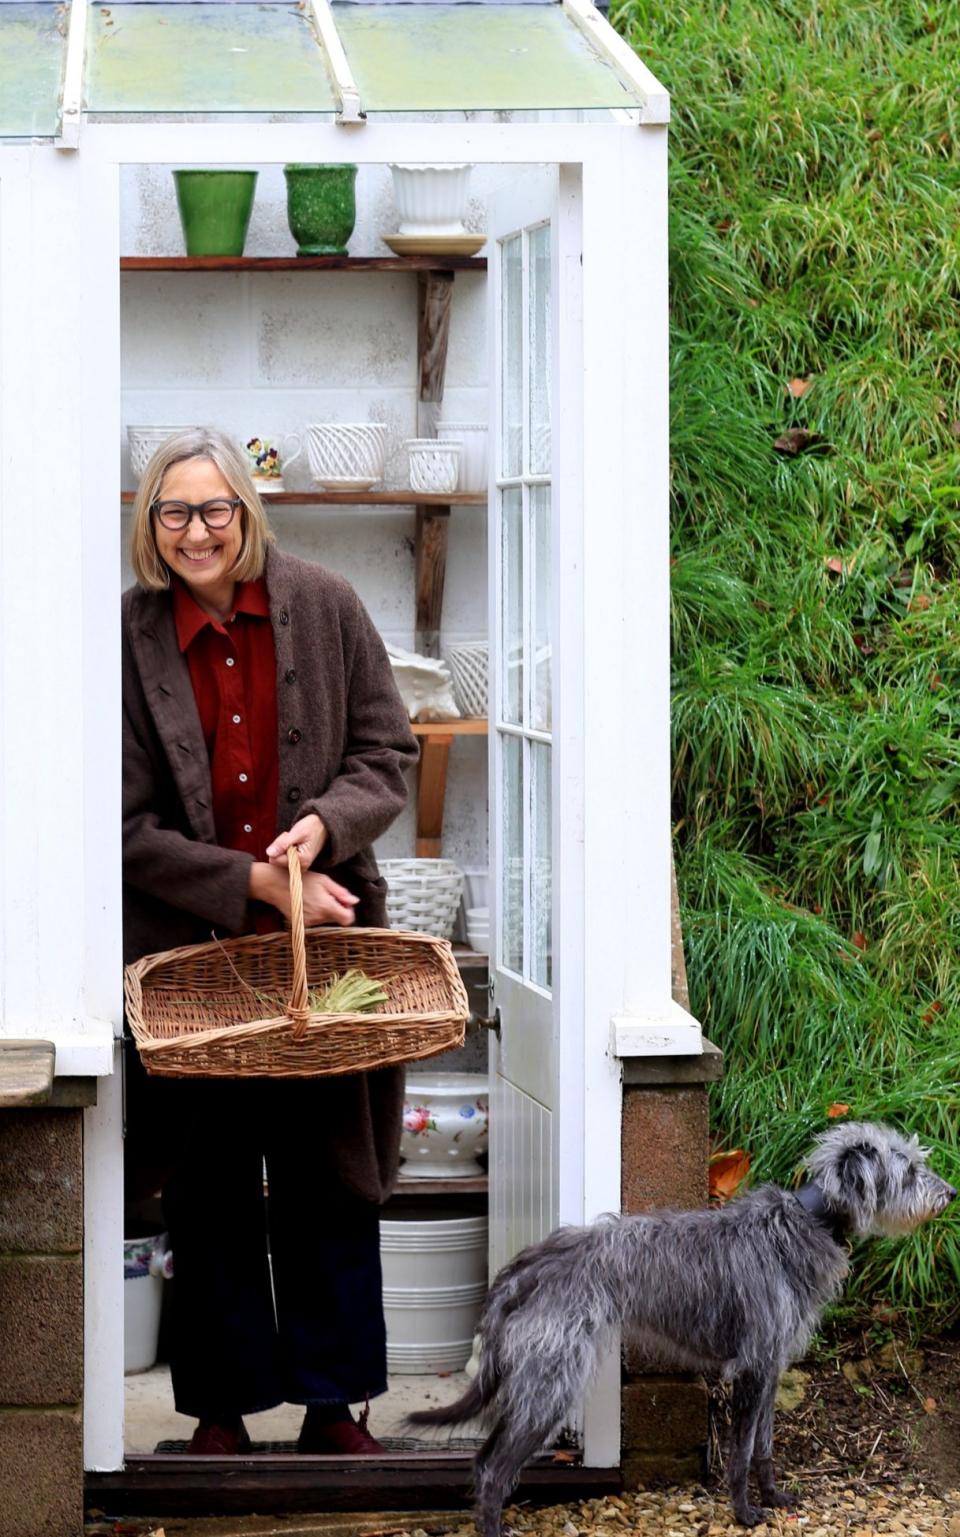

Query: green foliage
[[613, 0, 960, 1332]]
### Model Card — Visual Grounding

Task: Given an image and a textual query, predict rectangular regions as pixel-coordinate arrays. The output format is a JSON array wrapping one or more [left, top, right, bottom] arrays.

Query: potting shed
[[0, 1, 716, 1530]]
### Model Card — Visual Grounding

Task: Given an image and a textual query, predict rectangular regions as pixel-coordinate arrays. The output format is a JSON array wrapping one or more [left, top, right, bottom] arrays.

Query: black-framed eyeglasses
[[151, 498, 241, 532]]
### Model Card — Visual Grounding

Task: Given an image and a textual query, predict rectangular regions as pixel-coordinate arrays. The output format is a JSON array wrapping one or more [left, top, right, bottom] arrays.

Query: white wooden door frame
[[0, 118, 675, 1472]]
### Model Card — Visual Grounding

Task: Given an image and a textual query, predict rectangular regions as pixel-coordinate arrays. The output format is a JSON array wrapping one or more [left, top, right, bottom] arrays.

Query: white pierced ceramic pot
[[389, 163, 473, 236], [305, 422, 388, 491], [401, 1072, 489, 1177], [407, 438, 461, 495], [437, 423, 487, 493], [127, 426, 189, 482]]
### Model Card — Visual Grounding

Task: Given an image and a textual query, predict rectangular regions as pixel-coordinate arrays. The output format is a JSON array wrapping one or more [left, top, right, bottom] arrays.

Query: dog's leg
[[727, 1372, 767, 1527], [752, 1376, 798, 1513], [474, 1414, 553, 1537]]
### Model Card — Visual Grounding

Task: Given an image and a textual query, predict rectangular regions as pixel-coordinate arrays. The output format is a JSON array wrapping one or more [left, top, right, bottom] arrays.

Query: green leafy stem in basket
[[255, 969, 389, 1017]]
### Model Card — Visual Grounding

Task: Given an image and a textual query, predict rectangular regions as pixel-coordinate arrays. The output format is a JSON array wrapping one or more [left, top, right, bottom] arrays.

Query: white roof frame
[[45, 0, 669, 139]]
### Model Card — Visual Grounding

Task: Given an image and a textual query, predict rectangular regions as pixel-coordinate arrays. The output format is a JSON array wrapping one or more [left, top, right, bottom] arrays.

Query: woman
[[123, 427, 418, 1455]]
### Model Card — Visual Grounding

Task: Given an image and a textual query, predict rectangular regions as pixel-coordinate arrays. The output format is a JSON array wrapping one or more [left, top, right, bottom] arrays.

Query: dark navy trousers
[[157, 1078, 386, 1419]]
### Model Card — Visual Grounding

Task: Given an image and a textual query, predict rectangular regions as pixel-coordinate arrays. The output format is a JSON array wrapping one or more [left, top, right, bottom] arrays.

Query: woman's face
[[153, 455, 244, 606]]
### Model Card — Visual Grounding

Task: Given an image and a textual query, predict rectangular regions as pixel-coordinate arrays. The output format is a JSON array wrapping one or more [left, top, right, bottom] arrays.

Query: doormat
[[153, 1435, 488, 1453]]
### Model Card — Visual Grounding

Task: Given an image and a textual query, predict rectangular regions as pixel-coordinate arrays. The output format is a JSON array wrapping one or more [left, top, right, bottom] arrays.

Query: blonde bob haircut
[[129, 426, 275, 591]]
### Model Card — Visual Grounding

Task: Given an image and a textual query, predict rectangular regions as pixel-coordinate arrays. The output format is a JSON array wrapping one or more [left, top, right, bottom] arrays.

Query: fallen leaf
[[787, 377, 813, 398], [931, 672, 943, 690], [922, 1001, 944, 1025], [924, 1396, 938, 1414], [852, 931, 868, 952], [867, 128, 883, 142], [776, 1368, 811, 1413], [908, 592, 933, 611], [715, 218, 732, 233], [775, 427, 830, 456], [550, 1450, 577, 1464], [709, 1148, 751, 1202], [827, 1103, 851, 1118]]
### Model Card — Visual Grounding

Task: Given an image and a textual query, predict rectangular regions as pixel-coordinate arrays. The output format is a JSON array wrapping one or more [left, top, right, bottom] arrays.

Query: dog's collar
[[793, 1181, 849, 1244]]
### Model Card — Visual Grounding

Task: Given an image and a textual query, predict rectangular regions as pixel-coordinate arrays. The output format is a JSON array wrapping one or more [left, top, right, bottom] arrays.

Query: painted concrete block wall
[[119, 163, 494, 873]]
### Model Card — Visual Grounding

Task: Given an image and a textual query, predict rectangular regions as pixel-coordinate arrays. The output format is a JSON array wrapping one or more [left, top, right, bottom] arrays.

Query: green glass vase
[[284, 164, 357, 257], [173, 170, 258, 258]]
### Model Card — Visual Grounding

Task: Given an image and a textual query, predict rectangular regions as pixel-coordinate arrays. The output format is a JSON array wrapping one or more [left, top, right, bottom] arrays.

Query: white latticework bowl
[[128, 426, 190, 482], [447, 641, 489, 718], [406, 439, 462, 495], [380, 858, 465, 940], [305, 422, 388, 490]]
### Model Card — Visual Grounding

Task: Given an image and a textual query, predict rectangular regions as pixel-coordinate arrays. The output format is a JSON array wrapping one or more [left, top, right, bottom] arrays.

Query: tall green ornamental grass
[[612, 0, 960, 1333]]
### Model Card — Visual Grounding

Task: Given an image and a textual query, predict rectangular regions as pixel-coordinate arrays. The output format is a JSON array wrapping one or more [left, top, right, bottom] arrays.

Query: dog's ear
[[819, 1142, 883, 1233]]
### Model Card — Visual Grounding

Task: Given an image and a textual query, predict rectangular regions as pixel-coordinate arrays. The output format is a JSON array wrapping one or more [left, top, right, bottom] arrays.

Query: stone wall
[[619, 864, 720, 1486], [0, 1105, 86, 1537]]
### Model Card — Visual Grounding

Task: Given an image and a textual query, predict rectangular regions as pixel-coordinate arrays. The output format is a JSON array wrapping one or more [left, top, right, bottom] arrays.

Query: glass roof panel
[[85, 2, 337, 114], [0, 3, 66, 138], [333, 2, 643, 113]]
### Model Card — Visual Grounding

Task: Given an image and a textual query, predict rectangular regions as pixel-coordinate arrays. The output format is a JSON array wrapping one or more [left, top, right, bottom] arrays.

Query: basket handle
[[286, 847, 311, 1040]]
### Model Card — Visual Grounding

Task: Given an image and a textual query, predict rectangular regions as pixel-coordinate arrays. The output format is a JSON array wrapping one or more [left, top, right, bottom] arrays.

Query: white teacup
[[243, 433, 302, 493]]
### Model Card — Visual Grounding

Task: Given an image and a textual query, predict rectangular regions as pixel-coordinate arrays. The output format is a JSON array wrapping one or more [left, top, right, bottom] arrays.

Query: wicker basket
[[124, 850, 468, 1078], [380, 858, 465, 940], [447, 641, 489, 718]]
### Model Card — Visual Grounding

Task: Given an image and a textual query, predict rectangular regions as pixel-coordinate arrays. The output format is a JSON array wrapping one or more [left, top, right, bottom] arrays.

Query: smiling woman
[[122, 426, 419, 1455]]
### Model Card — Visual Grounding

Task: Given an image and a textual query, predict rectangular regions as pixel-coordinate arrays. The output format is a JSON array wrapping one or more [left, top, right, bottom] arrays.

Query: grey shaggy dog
[[407, 1122, 955, 1531]]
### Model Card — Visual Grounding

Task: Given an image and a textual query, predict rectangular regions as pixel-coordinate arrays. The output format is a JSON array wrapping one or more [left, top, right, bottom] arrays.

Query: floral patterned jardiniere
[[284, 164, 357, 256], [401, 1071, 489, 1177]]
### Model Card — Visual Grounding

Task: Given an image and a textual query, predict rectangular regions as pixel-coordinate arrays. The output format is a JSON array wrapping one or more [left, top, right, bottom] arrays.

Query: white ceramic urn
[[401, 1071, 489, 1177]]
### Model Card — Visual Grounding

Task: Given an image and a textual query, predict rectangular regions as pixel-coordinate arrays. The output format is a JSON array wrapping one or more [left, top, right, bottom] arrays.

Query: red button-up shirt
[[172, 575, 280, 889]]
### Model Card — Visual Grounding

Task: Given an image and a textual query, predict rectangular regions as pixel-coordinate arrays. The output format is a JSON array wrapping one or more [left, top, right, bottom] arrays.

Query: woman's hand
[[266, 813, 327, 869], [248, 861, 359, 926]]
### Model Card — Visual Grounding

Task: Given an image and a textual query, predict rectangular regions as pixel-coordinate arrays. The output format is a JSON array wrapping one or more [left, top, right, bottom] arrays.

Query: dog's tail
[[406, 1372, 489, 1428]]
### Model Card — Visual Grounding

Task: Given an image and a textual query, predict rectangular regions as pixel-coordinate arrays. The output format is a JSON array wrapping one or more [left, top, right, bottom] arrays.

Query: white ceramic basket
[[401, 1071, 489, 1177], [437, 423, 488, 493], [305, 422, 387, 491], [388, 163, 473, 236], [127, 426, 190, 482], [381, 857, 465, 939], [447, 640, 489, 718], [406, 438, 461, 495], [381, 1206, 487, 1374]]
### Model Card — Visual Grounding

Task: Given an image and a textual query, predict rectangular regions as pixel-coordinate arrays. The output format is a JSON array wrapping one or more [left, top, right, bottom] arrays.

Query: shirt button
[[285, 669, 297, 684], [279, 609, 290, 626], [232, 714, 242, 724], [243, 823, 253, 834], [239, 773, 248, 783], [288, 786, 301, 802], [287, 727, 302, 744], [225, 657, 236, 668]]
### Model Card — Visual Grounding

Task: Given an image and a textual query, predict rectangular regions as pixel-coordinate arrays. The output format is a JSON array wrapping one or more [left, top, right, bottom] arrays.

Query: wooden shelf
[[395, 1173, 488, 1194], [120, 255, 487, 274], [119, 490, 483, 507], [452, 945, 489, 971], [411, 718, 487, 737]]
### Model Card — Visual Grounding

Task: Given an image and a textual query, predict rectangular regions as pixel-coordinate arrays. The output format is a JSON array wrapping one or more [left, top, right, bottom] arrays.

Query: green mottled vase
[[284, 164, 358, 257], [173, 170, 258, 257]]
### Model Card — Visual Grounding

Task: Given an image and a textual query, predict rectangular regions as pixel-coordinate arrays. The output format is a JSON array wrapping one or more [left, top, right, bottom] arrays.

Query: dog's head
[[803, 1121, 956, 1238]]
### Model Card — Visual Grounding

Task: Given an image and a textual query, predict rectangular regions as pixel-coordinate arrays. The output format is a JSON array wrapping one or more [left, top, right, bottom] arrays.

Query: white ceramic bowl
[[401, 1071, 489, 1177], [437, 423, 488, 493], [406, 438, 461, 495], [127, 426, 190, 482], [389, 163, 473, 237], [305, 422, 387, 491]]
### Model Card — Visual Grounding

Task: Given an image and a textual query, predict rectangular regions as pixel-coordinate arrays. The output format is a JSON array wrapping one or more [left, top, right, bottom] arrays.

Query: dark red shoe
[[186, 1419, 252, 1455], [296, 1411, 384, 1455]]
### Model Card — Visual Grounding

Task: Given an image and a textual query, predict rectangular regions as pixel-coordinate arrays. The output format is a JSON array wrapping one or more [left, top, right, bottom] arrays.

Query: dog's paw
[[764, 1488, 799, 1511], [733, 1505, 765, 1528]]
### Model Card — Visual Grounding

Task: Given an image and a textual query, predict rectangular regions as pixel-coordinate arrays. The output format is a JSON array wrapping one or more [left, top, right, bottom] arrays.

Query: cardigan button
[[287, 727, 302, 744], [288, 786, 301, 802], [279, 609, 290, 625], [285, 668, 297, 684]]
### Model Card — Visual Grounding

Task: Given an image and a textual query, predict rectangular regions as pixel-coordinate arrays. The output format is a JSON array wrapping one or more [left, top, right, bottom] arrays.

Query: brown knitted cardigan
[[122, 544, 419, 1202]]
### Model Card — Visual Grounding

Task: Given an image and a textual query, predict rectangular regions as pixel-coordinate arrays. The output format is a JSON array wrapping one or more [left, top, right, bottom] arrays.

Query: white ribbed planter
[[389, 164, 473, 236], [381, 1208, 487, 1375]]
